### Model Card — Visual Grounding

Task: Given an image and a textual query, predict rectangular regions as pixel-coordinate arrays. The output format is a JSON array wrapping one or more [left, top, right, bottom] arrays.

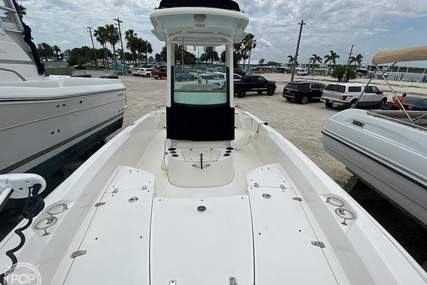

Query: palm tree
[[200, 47, 219, 65], [242, 33, 256, 70], [37, 43, 54, 61], [104, 24, 120, 70], [308, 54, 322, 66], [287, 55, 296, 66], [125, 29, 138, 64], [349, 53, 363, 68], [134, 38, 153, 65], [233, 42, 244, 67], [140, 40, 153, 65], [93, 26, 108, 68], [324, 50, 340, 66], [52, 45, 61, 61]]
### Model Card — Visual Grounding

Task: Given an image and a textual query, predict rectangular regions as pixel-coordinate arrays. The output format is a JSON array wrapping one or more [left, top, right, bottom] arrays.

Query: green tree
[[52, 45, 61, 61], [324, 50, 340, 66], [349, 53, 363, 68], [137, 39, 153, 65], [242, 33, 256, 70], [331, 65, 357, 82], [105, 24, 120, 70], [68, 46, 92, 66], [233, 42, 244, 67], [37, 42, 54, 61], [287, 55, 297, 66], [308, 54, 322, 66], [200, 46, 219, 65], [93, 26, 109, 67], [125, 29, 139, 64]]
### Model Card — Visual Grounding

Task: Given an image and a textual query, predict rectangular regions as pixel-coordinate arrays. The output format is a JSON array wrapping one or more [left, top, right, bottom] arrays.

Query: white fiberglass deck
[[62, 128, 338, 283]]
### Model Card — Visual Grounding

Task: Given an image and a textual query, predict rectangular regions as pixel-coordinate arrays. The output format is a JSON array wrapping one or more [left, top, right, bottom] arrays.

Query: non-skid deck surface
[[64, 162, 336, 284]]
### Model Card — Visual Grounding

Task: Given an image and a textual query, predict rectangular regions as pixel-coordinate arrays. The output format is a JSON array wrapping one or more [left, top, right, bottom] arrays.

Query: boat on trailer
[[322, 45, 427, 227], [1, 1, 426, 284], [0, 0, 126, 177]]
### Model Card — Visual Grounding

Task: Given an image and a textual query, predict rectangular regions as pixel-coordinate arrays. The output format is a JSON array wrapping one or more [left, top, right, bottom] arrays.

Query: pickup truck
[[320, 82, 387, 109], [152, 68, 167, 79], [234, 75, 277, 98]]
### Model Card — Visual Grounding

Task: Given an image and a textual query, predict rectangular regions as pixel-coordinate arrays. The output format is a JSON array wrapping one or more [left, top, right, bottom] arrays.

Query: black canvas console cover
[[158, 0, 241, 11]]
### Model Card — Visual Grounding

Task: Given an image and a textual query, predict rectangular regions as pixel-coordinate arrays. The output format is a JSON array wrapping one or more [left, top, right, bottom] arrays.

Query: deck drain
[[262, 193, 271, 199], [128, 196, 139, 203]]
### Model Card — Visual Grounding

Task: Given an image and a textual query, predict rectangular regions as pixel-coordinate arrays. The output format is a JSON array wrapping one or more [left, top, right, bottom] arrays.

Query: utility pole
[[87, 26, 98, 69], [343, 44, 354, 82], [113, 17, 126, 74], [290, 20, 305, 82]]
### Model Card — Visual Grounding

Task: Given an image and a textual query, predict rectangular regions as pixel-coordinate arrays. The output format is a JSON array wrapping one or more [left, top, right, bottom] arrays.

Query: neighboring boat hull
[[322, 109, 427, 226], [0, 78, 126, 176]]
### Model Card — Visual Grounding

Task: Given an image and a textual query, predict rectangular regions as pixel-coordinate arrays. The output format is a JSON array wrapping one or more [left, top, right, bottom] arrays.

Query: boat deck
[[62, 126, 340, 283]]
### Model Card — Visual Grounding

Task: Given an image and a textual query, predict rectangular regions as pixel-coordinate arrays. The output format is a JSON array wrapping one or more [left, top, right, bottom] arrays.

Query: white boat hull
[[0, 78, 126, 176], [0, 0, 127, 177], [322, 109, 427, 225], [1, 108, 426, 284], [1, 1, 426, 283]]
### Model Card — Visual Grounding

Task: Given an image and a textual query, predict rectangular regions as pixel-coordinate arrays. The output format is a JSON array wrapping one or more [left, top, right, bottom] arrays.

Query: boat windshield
[[172, 45, 228, 106]]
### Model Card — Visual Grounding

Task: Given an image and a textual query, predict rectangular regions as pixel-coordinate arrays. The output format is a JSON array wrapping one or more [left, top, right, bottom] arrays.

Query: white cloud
[[18, 0, 427, 66]]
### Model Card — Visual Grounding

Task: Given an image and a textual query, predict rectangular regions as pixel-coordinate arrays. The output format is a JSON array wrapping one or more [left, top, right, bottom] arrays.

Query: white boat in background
[[0, 0, 126, 177], [322, 45, 427, 227], [0, 1, 426, 284], [296, 67, 309, 75]]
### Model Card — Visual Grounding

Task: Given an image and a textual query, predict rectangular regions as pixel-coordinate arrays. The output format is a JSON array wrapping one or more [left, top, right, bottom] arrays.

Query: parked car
[[320, 83, 387, 109], [99, 73, 119, 79], [234, 75, 276, 97], [175, 69, 195, 81], [282, 81, 326, 104], [152, 68, 167, 79], [383, 95, 427, 111], [140, 68, 154, 77], [276, 67, 288, 73], [132, 68, 144, 77]]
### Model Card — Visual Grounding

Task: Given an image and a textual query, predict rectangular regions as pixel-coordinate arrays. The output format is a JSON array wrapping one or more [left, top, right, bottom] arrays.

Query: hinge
[[94, 202, 106, 207]]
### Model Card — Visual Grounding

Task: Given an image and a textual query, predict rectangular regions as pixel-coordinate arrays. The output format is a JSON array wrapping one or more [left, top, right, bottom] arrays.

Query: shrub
[[331, 65, 357, 82]]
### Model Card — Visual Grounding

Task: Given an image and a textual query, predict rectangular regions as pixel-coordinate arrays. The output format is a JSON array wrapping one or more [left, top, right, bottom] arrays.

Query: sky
[[18, 0, 427, 68]]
